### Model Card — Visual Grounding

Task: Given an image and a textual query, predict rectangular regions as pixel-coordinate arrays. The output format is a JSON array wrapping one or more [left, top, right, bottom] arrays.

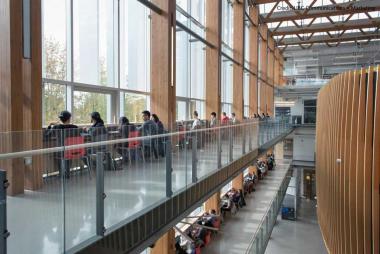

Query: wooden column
[[150, 229, 176, 254], [151, 0, 176, 129], [279, 56, 284, 86], [249, 6, 259, 116], [232, 0, 244, 121], [205, 0, 221, 118], [267, 38, 275, 116], [205, 192, 221, 214], [0, 0, 42, 195], [232, 173, 244, 190], [274, 48, 280, 87], [259, 24, 268, 114]]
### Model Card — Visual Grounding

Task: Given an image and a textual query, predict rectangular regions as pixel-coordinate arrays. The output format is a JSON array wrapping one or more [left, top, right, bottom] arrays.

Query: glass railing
[[0, 119, 292, 254], [245, 167, 292, 254]]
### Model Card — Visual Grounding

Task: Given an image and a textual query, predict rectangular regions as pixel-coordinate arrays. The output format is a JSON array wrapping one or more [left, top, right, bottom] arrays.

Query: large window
[[221, 0, 233, 55], [120, 0, 151, 92], [244, 72, 250, 117], [42, 0, 151, 125], [73, 0, 116, 86], [73, 91, 111, 124], [43, 83, 66, 126], [42, 0, 68, 80], [221, 57, 233, 115], [123, 93, 149, 123], [304, 99, 317, 124], [176, 22, 206, 120]]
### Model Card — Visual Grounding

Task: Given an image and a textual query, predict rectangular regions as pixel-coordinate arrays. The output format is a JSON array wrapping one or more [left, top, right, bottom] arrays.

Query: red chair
[[195, 246, 201, 254], [204, 231, 211, 246], [64, 136, 92, 177], [127, 130, 145, 163], [177, 125, 186, 149], [212, 219, 221, 229]]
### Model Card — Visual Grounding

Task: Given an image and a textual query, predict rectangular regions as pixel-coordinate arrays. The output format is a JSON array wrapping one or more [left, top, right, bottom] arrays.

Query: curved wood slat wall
[[316, 66, 380, 254]]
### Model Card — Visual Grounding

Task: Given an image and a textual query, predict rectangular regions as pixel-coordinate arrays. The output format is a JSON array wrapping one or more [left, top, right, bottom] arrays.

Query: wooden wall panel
[[316, 66, 380, 254], [372, 65, 380, 254], [0, 0, 42, 194]]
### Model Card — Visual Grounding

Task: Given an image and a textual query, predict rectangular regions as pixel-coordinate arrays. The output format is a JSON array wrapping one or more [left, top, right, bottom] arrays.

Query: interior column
[[0, 0, 42, 195], [151, 0, 176, 129], [259, 24, 268, 114], [150, 229, 176, 254], [205, 0, 221, 118], [232, 0, 244, 121], [249, 5, 259, 116]]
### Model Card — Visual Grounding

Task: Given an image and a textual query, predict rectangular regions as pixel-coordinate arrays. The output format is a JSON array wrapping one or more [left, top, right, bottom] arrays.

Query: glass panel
[[221, 58, 233, 104], [124, 93, 148, 123], [73, 91, 111, 124], [73, 0, 99, 85], [176, 100, 187, 121], [42, 0, 67, 80], [221, 0, 233, 50], [244, 72, 250, 107], [190, 41, 205, 100], [43, 83, 67, 127], [120, 0, 151, 92], [176, 29, 190, 98]]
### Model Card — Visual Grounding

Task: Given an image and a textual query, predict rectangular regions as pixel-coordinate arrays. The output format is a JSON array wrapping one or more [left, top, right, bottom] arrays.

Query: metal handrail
[[245, 166, 291, 253], [0, 120, 285, 160]]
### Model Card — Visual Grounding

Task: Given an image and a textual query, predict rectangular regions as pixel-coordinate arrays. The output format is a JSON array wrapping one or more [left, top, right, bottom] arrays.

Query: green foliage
[[43, 37, 66, 126], [124, 93, 147, 123], [73, 91, 108, 124]]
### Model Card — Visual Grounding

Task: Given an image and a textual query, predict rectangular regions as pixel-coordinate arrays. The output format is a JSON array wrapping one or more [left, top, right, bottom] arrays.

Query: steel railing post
[[165, 140, 173, 197], [0, 170, 9, 254], [217, 128, 222, 168], [229, 126, 233, 162], [192, 135, 198, 183], [96, 152, 106, 236]]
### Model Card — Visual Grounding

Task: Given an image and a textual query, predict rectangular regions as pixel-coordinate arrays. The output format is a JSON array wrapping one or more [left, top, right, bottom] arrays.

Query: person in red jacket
[[221, 112, 229, 125]]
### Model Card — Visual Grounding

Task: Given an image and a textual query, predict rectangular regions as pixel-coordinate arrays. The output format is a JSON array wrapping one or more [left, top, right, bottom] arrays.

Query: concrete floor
[[265, 199, 327, 254], [202, 159, 292, 254]]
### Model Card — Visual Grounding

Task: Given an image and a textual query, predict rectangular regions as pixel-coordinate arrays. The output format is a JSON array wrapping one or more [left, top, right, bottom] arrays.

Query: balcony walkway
[[3, 122, 292, 254], [203, 157, 292, 254]]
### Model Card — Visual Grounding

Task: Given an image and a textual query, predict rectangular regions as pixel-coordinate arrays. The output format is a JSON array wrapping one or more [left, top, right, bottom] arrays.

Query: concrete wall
[[293, 127, 316, 162]]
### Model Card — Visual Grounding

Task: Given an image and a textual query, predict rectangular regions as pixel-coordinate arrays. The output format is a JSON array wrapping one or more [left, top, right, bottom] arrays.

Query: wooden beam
[[272, 17, 380, 36], [206, 0, 221, 118], [151, 0, 176, 129], [232, 0, 244, 121], [249, 6, 259, 116], [278, 32, 380, 46]]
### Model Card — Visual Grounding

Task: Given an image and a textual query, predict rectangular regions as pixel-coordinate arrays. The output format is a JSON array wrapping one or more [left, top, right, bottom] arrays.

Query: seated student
[[45, 111, 79, 177], [86, 112, 108, 154], [138, 110, 158, 159], [220, 193, 231, 215], [117, 117, 136, 161], [151, 114, 166, 157]]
